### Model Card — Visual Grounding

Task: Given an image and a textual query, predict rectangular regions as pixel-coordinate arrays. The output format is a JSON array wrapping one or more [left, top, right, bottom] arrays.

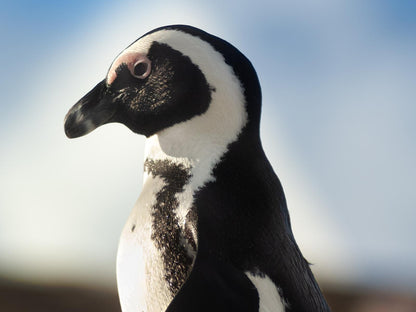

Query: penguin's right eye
[[132, 59, 151, 79]]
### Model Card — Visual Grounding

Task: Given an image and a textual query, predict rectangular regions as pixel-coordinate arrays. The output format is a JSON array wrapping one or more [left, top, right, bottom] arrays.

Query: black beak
[[64, 80, 117, 138]]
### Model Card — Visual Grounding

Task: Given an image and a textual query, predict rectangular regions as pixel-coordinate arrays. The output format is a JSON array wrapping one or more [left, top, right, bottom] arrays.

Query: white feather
[[245, 272, 287, 312], [117, 175, 171, 312]]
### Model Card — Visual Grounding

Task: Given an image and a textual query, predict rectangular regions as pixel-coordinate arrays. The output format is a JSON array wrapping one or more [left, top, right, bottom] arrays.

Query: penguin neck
[[143, 129, 228, 189], [143, 86, 249, 183]]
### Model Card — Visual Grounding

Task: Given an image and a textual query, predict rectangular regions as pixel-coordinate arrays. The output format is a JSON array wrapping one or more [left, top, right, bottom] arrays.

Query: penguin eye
[[132, 59, 151, 79]]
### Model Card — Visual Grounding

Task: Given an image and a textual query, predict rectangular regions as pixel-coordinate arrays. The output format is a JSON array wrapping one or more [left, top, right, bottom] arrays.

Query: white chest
[[117, 175, 170, 312], [117, 166, 197, 312]]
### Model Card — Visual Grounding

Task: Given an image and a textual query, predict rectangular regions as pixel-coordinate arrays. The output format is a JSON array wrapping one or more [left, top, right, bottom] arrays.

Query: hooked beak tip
[[63, 79, 114, 139]]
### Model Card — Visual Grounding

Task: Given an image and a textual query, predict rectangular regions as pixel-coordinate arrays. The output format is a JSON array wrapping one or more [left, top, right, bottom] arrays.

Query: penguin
[[64, 25, 331, 312]]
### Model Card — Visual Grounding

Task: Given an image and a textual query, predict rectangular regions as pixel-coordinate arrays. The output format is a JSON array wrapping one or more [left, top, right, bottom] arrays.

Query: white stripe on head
[[111, 28, 247, 163]]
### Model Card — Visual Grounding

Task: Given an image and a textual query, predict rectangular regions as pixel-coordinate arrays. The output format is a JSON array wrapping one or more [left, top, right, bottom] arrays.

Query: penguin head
[[64, 25, 261, 143]]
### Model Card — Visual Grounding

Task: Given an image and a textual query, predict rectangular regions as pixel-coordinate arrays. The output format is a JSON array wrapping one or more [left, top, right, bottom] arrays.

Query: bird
[[64, 25, 331, 312]]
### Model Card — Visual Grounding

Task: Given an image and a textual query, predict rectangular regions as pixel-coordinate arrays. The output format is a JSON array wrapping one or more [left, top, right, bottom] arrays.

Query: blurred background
[[1, 0, 415, 311]]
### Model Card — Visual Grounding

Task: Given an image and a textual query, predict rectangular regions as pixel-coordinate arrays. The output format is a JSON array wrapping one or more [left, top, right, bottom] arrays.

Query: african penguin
[[64, 25, 331, 312]]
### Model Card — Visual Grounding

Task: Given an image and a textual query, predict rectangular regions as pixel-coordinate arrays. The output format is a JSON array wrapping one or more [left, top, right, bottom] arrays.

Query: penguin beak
[[64, 80, 117, 138]]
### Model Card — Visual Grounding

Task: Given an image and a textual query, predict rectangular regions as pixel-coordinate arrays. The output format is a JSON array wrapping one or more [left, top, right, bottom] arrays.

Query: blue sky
[[1, 0, 415, 291]]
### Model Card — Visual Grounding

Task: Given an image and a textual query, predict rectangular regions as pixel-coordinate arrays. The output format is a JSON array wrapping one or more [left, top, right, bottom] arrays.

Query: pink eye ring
[[107, 53, 152, 85], [131, 58, 151, 79]]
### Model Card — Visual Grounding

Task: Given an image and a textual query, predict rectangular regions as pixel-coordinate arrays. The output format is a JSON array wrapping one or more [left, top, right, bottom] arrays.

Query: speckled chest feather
[[144, 159, 196, 294], [117, 157, 199, 312]]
